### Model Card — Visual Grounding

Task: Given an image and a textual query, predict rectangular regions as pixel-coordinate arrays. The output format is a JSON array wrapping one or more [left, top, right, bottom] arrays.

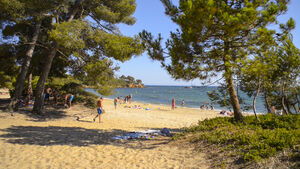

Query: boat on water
[[184, 86, 192, 89]]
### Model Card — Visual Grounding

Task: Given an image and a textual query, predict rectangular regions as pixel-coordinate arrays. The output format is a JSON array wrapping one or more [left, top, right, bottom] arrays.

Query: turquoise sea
[[85, 85, 266, 113]]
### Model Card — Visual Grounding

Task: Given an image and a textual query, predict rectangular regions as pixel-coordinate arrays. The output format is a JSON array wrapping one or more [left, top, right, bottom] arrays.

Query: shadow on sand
[[0, 126, 175, 149], [0, 98, 68, 122]]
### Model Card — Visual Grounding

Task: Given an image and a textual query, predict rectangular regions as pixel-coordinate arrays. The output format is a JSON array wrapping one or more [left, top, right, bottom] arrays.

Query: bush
[[176, 114, 300, 162]]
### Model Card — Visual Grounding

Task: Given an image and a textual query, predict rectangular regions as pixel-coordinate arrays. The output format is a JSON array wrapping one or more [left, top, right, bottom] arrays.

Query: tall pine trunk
[[24, 73, 33, 106], [8, 21, 41, 110], [32, 44, 58, 114], [225, 73, 244, 122], [281, 85, 289, 115], [252, 82, 260, 121], [264, 92, 271, 114], [223, 45, 243, 122]]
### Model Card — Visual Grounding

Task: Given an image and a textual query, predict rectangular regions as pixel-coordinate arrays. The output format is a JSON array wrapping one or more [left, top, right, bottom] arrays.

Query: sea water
[[85, 85, 267, 113]]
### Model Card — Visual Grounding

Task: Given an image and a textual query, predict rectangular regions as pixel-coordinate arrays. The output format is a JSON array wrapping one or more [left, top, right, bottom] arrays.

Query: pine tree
[[140, 0, 291, 121], [32, 0, 143, 114]]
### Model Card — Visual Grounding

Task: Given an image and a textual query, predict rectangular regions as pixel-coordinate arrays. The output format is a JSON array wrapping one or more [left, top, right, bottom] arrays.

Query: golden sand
[[0, 93, 222, 169]]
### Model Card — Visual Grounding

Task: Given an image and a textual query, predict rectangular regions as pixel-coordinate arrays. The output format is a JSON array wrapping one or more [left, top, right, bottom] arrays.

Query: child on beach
[[181, 99, 184, 107], [172, 98, 175, 110], [93, 97, 104, 123], [114, 97, 118, 110]]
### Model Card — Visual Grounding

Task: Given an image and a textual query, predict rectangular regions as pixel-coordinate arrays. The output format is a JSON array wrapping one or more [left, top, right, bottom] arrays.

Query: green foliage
[[0, 44, 19, 88], [92, 31, 144, 62], [0, 0, 25, 21], [49, 20, 89, 49], [114, 75, 144, 88], [0, 71, 16, 89], [180, 114, 300, 162], [240, 27, 300, 115], [48, 76, 82, 89], [91, 0, 137, 25]]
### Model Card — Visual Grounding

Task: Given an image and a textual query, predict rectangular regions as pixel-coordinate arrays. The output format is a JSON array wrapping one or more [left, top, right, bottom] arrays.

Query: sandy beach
[[0, 92, 222, 169]]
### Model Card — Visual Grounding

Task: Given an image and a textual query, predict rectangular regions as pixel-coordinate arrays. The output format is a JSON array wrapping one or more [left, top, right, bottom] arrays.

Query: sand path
[[0, 96, 221, 169]]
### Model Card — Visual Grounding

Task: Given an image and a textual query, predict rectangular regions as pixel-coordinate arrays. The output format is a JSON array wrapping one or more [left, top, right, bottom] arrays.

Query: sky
[[116, 0, 300, 86]]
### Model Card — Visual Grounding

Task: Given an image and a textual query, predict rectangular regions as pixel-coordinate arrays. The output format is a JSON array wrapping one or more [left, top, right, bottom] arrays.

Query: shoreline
[[103, 96, 265, 115], [85, 87, 267, 114]]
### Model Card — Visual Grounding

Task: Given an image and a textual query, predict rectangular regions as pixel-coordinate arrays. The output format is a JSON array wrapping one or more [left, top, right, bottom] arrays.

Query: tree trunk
[[28, 73, 32, 94], [252, 83, 260, 121], [281, 85, 289, 115], [32, 44, 58, 114], [264, 92, 271, 114], [24, 73, 32, 106], [8, 21, 41, 111], [285, 97, 292, 114], [282, 96, 289, 115], [224, 70, 243, 122]]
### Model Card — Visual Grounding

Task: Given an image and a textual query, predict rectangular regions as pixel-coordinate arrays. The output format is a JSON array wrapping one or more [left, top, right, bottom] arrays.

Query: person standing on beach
[[114, 97, 118, 110], [172, 98, 175, 110], [93, 97, 104, 123], [181, 99, 184, 107]]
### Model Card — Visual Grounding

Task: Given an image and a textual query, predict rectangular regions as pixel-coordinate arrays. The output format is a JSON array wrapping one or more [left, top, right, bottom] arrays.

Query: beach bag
[[161, 128, 171, 136]]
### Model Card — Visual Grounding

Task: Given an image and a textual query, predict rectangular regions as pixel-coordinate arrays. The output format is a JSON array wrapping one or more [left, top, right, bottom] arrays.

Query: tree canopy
[[0, 0, 144, 113]]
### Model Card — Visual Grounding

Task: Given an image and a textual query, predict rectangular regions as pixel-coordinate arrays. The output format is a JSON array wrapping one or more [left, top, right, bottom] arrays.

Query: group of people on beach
[[200, 102, 214, 110], [171, 98, 214, 111], [43, 87, 74, 109], [171, 98, 185, 110], [113, 94, 133, 110]]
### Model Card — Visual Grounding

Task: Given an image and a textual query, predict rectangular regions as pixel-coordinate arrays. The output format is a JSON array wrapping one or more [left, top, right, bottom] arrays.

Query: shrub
[[176, 115, 300, 162]]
